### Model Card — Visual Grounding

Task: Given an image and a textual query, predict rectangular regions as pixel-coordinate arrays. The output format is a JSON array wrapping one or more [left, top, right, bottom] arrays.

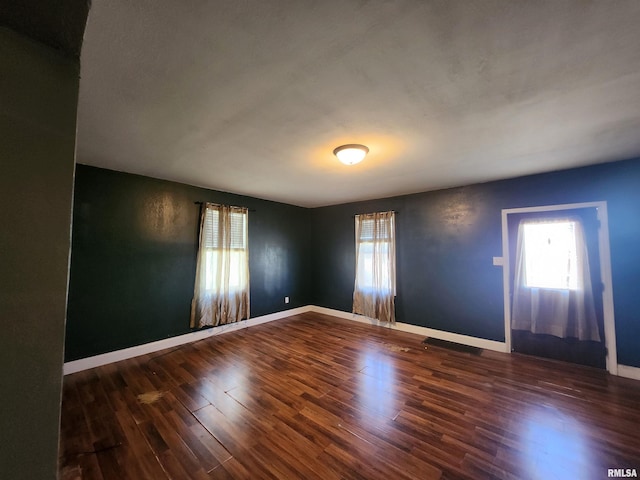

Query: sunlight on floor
[[358, 350, 398, 418], [522, 406, 595, 479]]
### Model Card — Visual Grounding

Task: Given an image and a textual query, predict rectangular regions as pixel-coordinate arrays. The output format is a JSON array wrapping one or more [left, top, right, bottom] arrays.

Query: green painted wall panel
[[0, 28, 80, 480], [65, 165, 311, 361], [311, 158, 640, 367], [68, 158, 640, 369]]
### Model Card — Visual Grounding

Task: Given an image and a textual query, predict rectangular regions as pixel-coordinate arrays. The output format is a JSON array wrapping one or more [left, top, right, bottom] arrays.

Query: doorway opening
[[501, 202, 617, 374]]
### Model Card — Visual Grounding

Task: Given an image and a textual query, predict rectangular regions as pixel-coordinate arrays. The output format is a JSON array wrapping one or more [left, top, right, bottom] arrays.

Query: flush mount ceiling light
[[333, 144, 369, 165]]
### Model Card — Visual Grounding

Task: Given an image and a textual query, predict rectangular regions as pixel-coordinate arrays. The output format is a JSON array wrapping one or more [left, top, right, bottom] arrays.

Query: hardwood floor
[[59, 312, 640, 479]]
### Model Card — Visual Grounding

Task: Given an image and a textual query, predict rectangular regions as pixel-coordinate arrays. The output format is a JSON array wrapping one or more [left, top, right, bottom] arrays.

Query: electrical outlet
[[284, 296, 290, 304]]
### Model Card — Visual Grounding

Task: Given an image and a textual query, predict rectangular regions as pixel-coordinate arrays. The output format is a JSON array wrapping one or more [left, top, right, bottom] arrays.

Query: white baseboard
[[63, 306, 312, 375], [312, 307, 640, 380], [66, 304, 637, 379], [309, 306, 508, 353], [617, 364, 640, 381]]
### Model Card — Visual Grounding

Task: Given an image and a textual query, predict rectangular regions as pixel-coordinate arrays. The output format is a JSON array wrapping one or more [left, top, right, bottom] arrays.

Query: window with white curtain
[[190, 203, 249, 328], [511, 217, 600, 341], [353, 211, 396, 323]]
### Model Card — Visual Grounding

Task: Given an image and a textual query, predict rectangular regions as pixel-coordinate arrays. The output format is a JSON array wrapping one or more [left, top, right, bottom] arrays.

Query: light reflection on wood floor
[[59, 312, 640, 479]]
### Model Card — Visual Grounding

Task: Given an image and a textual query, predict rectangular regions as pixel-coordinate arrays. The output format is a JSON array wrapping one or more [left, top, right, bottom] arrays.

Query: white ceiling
[[77, 1, 640, 207]]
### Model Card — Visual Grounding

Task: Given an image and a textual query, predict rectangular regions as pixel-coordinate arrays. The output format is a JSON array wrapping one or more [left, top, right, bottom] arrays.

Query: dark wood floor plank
[[208, 457, 250, 479], [60, 312, 640, 479], [193, 405, 261, 455], [113, 409, 169, 479]]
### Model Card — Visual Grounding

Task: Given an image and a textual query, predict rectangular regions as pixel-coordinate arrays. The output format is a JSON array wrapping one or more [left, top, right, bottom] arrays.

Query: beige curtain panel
[[190, 203, 249, 328], [353, 211, 396, 323]]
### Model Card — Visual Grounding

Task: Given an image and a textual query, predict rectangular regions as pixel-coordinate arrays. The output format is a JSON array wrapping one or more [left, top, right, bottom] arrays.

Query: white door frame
[[500, 201, 617, 375]]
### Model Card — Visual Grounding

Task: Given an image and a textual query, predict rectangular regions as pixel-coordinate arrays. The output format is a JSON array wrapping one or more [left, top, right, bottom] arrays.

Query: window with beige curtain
[[190, 203, 249, 328], [353, 211, 396, 323]]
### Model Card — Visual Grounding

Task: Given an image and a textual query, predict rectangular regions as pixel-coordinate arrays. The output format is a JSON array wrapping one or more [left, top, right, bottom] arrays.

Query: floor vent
[[422, 337, 482, 355]]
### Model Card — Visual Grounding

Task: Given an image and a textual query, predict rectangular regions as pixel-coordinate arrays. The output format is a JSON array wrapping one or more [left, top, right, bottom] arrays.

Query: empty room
[[2, 1, 640, 479]]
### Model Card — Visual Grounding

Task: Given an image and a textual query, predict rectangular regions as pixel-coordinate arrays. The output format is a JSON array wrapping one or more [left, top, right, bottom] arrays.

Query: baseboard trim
[[63, 306, 313, 375], [617, 364, 640, 381], [309, 306, 508, 353], [67, 305, 636, 378]]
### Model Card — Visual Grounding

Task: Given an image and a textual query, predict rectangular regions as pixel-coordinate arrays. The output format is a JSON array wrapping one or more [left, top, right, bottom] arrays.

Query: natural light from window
[[357, 242, 392, 291], [203, 210, 248, 292], [523, 221, 578, 290], [353, 211, 396, 323]]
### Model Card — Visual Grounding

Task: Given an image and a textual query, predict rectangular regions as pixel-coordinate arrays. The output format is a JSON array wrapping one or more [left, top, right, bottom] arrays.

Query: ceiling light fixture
[[333, 144, 369, 165]]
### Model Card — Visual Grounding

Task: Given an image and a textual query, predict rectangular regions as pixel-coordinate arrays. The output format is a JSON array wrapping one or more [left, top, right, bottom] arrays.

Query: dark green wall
[[67, 159, 640, 369], [0, 28, 80, 479], [65, 165, 311, 361], [311, 158, 640, 368]]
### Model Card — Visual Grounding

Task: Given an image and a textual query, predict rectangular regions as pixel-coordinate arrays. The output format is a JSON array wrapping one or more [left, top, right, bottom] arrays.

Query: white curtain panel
[[511, 217, 600, 342], [190, 203, 249, 328], [353, 211, 396, 323]]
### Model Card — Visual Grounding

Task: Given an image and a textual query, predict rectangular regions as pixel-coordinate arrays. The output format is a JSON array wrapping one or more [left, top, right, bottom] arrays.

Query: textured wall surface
[[67, 158, 640, 368], [311, 158, 640, 367], [0, 28, 80, 480], [66, 165, 311, 361]]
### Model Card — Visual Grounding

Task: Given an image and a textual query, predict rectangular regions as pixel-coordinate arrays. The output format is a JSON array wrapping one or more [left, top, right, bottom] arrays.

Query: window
[[512, 216, 600, 342], [522, 221, 578, 290], [353, 211, 396, 323], [202, 208, 248, 292], [355, 215, 394, 292], [190, 203, 249, 328]]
